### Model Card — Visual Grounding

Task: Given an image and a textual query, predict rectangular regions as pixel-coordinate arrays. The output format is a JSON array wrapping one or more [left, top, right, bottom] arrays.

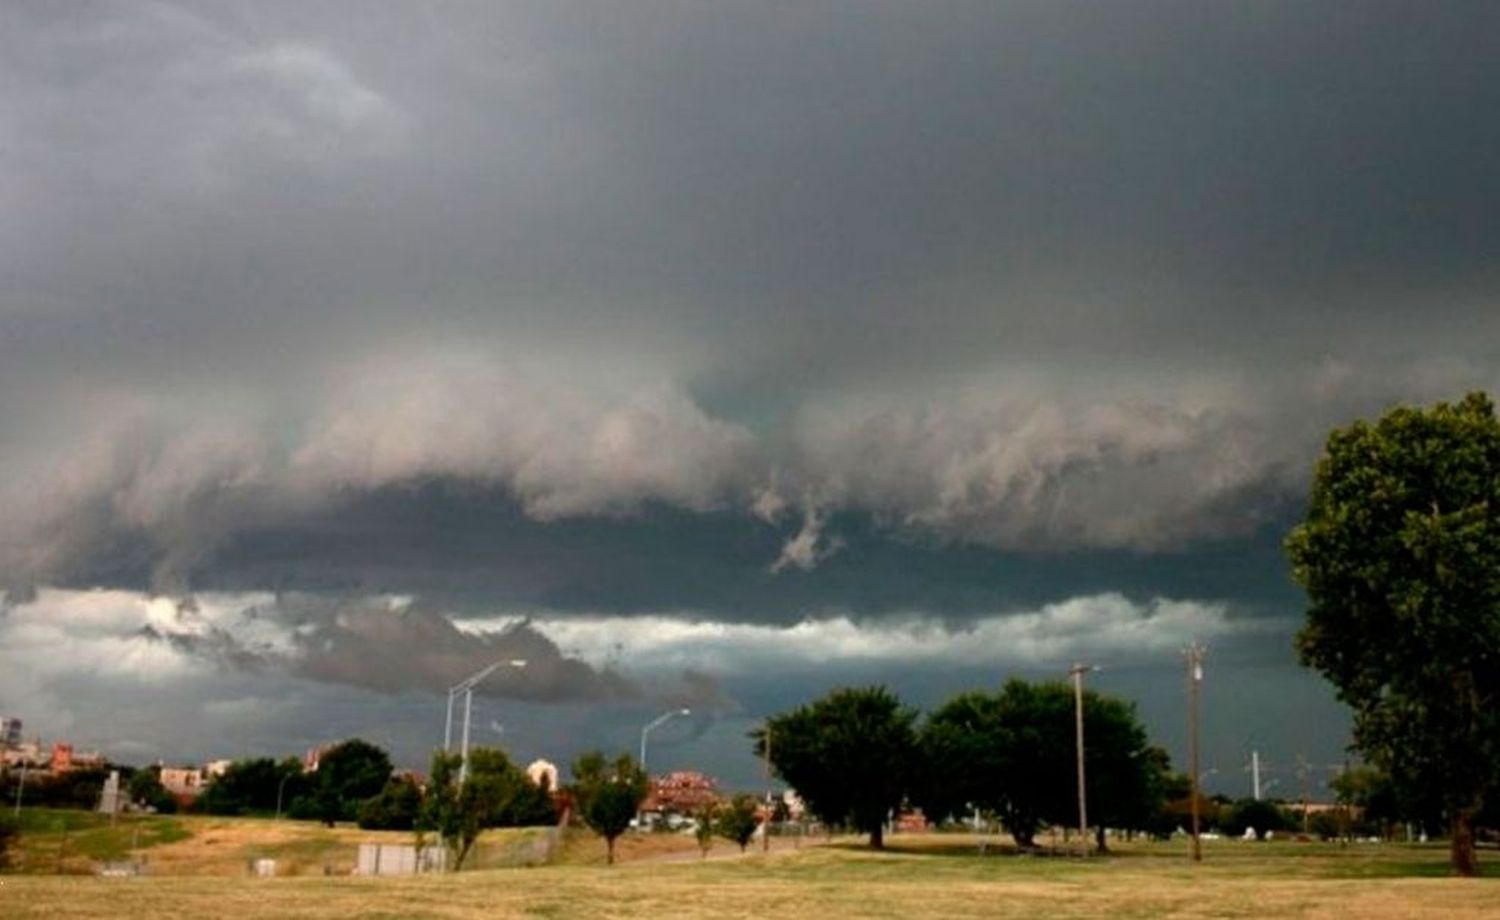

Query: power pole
[[1297, 755, 1311, 834], [1070, 663, 1096, 856], [1185, 643, 1205, 863], [763, 720, 772, 854]]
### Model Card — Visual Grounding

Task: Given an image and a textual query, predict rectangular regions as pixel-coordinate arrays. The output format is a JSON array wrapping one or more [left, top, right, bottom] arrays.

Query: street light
[[1069, 663, 1098, 856], [639, 708, 691, 773], [275, 770, 294, 821], [445, 659, 528, 783], [637, 708, 690, 832]]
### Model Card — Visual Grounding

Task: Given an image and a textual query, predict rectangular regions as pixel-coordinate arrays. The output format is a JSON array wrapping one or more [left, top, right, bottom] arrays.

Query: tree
[[759, 686, 916, 849], [304, 739, 392, 826], [358, 775, 424, 830], [1331, 766, 1405, 841], [694, 804, 716, 857], [1287, 393, 1500, 876], [198, 757, 303, 816], [126, 766, 177, 814], [570, 751, 649, 866], [717, 795, 761, 853], [915, 681, 1163, 850], [419, 747, 552, 870], [1224, 798, 1286, 840]]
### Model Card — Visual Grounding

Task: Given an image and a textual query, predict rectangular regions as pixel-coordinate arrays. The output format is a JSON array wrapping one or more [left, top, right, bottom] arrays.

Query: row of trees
[[759, 681, 1173, 850]]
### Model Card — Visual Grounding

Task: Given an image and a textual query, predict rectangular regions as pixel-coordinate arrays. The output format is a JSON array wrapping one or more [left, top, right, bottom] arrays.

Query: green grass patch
[[8, 807, 190, 872]]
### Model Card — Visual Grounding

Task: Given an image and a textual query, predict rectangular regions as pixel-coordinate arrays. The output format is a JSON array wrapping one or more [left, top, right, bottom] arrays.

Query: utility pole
[[763, 720, 772, 854], [1186, 643, 1205, 863], [1252, 750, 1262, 802], [1297, 755, 1311, 834], [1070, 663, 1096, 856]]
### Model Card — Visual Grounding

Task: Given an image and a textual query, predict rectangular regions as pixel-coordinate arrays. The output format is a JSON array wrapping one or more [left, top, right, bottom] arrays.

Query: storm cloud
[[2, 1, 1497, 782]]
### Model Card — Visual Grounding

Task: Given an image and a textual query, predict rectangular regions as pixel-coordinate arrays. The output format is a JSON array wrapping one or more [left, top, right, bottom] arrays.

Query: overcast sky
[[2, 1, 1497, 794]]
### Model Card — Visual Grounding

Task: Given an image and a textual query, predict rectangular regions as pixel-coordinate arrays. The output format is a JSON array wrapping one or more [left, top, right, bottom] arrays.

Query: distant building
[[303, 744, 335, 773], [643, 770, 720, 815], [204, 759, 233, 778], [895, 808, 930, 833], [0, 716, 21, 749], [160, 766, 207, 802], [526, 759, 559, 791], [1, 741, 47, 769], [49, 742, 104, 774]]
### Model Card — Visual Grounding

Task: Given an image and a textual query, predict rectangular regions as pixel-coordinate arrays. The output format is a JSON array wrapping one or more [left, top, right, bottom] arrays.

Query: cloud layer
[[1, 2, 1493, 780]]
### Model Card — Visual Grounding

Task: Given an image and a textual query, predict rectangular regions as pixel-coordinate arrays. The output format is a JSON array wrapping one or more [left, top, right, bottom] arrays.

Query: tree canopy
[[716, 794, 762, 853], [420, 747, 557, 870], [759, 686, 916, 849], [914, 679, 1164, 850], [199, 757, 306, 817], [1287, 392, 1500, 876], [570, 751, 649, 865], [304, 739, 393, 826]]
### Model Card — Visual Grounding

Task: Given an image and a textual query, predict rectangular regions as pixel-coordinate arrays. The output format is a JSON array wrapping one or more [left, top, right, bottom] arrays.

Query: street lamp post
[[1186, 643, 1206, 862], [639, 708, 691, 773], [637, 708, 690, 830], [445, 659, 528, 784], [275, 770, 294, 821], [1070, 663, 1097, 856]]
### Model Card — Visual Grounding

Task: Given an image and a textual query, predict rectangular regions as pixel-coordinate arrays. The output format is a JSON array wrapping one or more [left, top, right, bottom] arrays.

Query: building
[[526, 759, 559, 791], [1, 740, 47, 770], [303, 744, 335, 773], [49, 742, 104, 774], [160, 766, 207, 802], [0, 716, 21, 749], [643, 771, 720, 815]]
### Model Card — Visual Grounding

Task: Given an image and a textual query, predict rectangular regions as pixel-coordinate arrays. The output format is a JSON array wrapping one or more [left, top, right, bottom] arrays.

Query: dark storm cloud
[[2, 1, 1498, 775]]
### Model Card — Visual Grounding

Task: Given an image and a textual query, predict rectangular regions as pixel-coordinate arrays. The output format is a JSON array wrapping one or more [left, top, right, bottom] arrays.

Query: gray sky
[[2, 1, 1497, 792]]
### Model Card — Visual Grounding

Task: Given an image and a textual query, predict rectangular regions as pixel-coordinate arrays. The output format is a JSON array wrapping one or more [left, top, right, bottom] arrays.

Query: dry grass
[[5, 830, 1499, 918]]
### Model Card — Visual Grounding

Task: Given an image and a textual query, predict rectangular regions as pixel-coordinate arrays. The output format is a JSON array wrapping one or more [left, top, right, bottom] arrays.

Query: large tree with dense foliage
[[199, 757, 305, 816], [758, 686, 916, 849], [304, 739, 393, 826], [915, 680, 1163, 850], [569, 751, 648, 866], [1287, 392, 1500, 876]]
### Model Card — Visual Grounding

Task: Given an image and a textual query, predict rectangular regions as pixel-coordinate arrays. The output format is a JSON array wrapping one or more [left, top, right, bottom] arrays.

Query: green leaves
[[569, 751, 648, 865], [1287, 392, 1500, 875], [760, 686, 916, 849], [914, 680, 1161, 848]]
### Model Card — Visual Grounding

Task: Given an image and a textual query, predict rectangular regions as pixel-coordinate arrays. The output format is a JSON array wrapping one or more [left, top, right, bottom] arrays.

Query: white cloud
[[527, 593, 1289, 675], [769, 506, 843, 573]]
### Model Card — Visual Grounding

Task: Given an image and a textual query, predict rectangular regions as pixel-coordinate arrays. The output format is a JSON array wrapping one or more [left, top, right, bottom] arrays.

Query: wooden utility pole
[[1186, 643, 1205, 863]]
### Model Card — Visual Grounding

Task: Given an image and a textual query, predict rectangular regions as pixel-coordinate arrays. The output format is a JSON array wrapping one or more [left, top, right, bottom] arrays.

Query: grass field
[[4, 817, 1498, 918]]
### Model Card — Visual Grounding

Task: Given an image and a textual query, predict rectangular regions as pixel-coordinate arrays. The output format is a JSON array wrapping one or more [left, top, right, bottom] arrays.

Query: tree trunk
[[869, 823, 884, 849], [1450, 809, 1479, 877], [1095, 825, 1108, 853], [606, 836, 616, 866]]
